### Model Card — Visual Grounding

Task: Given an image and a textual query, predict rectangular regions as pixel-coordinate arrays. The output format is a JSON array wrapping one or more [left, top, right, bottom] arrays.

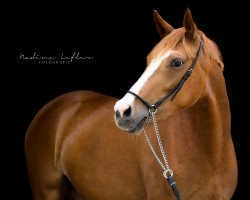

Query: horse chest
[[61, 132, 177, 199]]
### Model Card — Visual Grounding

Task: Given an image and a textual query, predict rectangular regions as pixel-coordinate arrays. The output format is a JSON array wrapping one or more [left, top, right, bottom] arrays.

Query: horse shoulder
[[25, 90, 116, 169]]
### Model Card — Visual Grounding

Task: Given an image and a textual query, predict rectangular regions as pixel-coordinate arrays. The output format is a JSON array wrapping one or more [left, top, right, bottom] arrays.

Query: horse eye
[[171, 58, 184, 67]]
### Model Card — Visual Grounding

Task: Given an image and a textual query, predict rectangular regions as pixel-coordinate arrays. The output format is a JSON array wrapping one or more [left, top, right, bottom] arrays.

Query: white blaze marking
[[114, 50, 173, 111]]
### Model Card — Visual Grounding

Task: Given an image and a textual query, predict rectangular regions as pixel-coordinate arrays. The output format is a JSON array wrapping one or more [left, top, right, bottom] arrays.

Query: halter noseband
[[128, 38, 203, 111]]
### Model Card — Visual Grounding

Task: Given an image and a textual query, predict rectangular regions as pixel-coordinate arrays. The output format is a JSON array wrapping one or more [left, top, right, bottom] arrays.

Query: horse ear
[[154, 10, 174, 38], [183, 8, 197, 39]]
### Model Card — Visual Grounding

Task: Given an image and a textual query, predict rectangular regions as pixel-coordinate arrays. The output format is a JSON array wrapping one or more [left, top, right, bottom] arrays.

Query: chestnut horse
[[25, 9, 237, 200]]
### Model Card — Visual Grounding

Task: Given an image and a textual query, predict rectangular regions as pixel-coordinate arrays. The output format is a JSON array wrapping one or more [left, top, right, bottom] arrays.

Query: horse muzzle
[[114, 110, 148, 133]]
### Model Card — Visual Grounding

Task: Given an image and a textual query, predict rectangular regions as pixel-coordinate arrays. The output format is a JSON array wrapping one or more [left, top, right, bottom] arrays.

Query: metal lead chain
[[147, 114, 152, 125], [143, 109, 173, 178]]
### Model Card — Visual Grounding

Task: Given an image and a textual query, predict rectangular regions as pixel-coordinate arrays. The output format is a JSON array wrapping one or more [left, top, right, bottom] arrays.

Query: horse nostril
[[123, 106, 132, 118], [115, 110, 121, 118], [115, 104, 132, 120]]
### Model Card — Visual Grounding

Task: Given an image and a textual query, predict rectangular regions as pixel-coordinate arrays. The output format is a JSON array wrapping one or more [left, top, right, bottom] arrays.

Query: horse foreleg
[[25, 133, 66, 199], [26, 161, 65, 200]]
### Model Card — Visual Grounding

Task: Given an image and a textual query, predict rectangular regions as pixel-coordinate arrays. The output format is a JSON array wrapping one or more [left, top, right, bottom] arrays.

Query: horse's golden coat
[[25, 9, 237, 200]]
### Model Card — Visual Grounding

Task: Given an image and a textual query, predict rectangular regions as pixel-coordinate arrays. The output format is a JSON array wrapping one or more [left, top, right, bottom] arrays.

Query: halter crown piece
[[128, 38, 203, 200]]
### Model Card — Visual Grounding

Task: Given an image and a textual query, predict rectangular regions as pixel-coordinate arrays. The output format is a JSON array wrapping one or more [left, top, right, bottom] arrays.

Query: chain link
[[147, 114, 152, 125]]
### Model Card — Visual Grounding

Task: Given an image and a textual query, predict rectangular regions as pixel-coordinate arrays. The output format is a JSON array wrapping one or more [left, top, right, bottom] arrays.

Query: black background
[[7, 0, 247, 199]]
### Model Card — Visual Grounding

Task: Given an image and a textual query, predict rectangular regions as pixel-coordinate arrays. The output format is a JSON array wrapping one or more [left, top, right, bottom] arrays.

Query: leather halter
[[128, 38, 203, 111]]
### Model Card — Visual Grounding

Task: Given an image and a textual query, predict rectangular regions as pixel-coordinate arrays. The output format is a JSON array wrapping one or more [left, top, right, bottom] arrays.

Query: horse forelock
[[147, 28, 224, 70], [147, 28, 186, 64]]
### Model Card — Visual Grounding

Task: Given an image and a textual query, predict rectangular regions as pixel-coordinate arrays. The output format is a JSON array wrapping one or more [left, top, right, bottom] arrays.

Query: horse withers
[[25, 9, 238, 200]]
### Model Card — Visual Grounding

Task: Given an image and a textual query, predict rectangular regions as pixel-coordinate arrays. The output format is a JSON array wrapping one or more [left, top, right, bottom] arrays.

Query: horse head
[[114, 8, 223, 133]]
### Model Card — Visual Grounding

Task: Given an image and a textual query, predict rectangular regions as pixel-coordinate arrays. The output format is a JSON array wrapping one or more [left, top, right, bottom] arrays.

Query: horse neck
[[161, 64, 231, 158], [181, 64, 231, 152], [197, 64, 231, 137]]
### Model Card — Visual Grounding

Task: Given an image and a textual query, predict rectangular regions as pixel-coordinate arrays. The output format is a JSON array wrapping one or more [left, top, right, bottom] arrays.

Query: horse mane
[[147, 28, 224, 70]]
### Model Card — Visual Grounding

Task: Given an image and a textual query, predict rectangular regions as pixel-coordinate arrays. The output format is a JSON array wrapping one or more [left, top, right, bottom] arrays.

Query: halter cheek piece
[[128, 38, 203, 112]]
